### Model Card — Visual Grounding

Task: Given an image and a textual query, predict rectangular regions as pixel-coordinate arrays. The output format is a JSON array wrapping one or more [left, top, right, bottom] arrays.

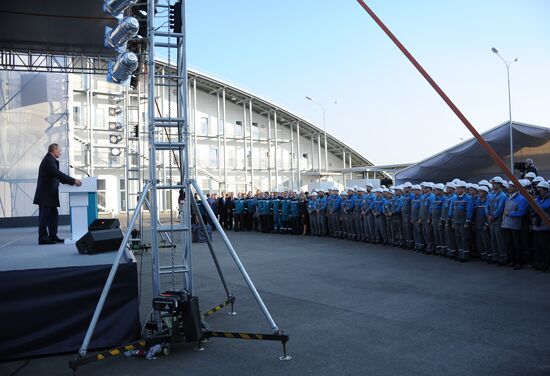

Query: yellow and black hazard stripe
[[202, 299, 230, 319], [69, 336, 169, 372], [96, 340, 147, 360], [206, 331, 288, 343]]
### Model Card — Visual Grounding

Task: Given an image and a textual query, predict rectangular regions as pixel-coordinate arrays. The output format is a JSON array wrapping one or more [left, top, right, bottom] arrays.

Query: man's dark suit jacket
[[33, 153, 76, 207]]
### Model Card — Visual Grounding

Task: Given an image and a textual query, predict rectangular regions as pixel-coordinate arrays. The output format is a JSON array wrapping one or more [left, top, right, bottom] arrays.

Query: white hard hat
[[434, 183, 445, 191], [478, 185, 489, 193], [470, 184, 480, 191], [412, 184, 422, 190], [525, 172, 536, 179], [357, 187, 366, 192], [394, 185, 403, 191], [403, 182, 412, 188], [423, 182, 434, 189], [533, 176, 545, 183], [445, 182, 456, 189], [478, 180, 491, 188], [452, 178, 461, 184], [502, 181, 509, 189], [311, 191, 318, 196], [455, 180, 467, 188], [537, 181, 550, 189], [490, 176, 502, 183], [340, 191, 348, 196], [366, 182, 374, 188]]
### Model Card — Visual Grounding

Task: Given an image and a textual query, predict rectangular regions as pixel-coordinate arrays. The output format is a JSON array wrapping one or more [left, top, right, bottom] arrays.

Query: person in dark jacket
[[33, 144, 81, 244]]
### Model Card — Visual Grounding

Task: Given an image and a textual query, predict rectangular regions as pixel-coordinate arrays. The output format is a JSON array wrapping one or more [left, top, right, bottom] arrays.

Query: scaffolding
[[76, 0, 288, 364]]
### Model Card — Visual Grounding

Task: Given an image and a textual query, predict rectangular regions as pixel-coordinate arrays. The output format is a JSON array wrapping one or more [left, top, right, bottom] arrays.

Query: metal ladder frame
[[77, 0, 283, 357]]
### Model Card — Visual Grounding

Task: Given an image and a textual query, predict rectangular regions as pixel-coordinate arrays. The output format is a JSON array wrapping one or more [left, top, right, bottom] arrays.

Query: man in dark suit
[[33, 143, 82, 244], [217, 192, 226, 228]]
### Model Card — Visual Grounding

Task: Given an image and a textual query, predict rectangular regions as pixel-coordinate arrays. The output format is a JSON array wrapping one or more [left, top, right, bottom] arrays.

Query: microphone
[[70, 165, 90, 177]]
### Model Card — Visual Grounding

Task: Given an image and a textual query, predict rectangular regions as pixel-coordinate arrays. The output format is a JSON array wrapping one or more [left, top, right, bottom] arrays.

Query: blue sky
[[185, 0, 550, 165]]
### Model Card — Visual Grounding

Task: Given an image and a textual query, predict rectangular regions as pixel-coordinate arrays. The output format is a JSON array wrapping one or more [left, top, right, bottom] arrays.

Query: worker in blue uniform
[[290, 191, 301, 235], [532, 181, 550, 271], [420, 182, 436, 254], [317, 189, 328, 236], [487, 177, 508, 265], [474, 185, 490, 260], [355, 188, 365, 241], [308, 192, 318, 236], [451, 181, 474, 262], [430, 184, 445, 255], [392, 186, 404, 247], [401, 182, 414, 249], [234, 194, 245, 232], [501, 180, 529, 269], [410, 185, 423, 251]]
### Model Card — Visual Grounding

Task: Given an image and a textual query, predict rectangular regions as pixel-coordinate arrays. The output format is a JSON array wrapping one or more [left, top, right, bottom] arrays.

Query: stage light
[[108, 52, 139, 85], [110, 135, 123, 144], [104, 0, 137, 18], [109, 122, 123, 131], [110, 148, 122, 156], [109, 107, 123, 116], [105, 16, 140, 51]]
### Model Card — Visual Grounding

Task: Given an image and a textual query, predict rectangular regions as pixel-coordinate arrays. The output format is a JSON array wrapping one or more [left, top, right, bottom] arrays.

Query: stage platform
[[0, 226, 140, 361]]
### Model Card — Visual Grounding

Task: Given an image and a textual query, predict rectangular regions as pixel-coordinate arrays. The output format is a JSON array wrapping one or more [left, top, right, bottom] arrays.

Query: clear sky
[[185, 0, 550, 165]]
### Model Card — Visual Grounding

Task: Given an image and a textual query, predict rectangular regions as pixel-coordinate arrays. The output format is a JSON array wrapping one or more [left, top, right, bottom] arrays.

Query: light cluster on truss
[[103, 0, 141, 85]]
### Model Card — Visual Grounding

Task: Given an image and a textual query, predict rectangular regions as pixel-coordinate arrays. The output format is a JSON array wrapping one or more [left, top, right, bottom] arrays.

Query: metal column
[[267, 111, 272, 191], [243, 100, 248, 192], [290, 123, 294, 190], [274, 110, 278, 190], [296, 122, 301, 189], [249, 99, 254, 191], [222, 88, 227, 191]]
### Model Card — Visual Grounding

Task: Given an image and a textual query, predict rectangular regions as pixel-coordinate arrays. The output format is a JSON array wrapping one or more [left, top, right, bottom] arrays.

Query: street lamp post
[[306, 96, 335, 173], [491, 47, 518, 171]]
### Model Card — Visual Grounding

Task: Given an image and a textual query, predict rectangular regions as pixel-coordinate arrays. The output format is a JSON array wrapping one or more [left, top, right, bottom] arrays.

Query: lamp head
[[306, 96, 313, 101], [491, 47, 499, 54]]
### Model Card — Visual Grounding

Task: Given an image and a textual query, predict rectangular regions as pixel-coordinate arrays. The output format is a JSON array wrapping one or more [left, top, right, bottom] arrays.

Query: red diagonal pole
[[355, 0, 550, 228]]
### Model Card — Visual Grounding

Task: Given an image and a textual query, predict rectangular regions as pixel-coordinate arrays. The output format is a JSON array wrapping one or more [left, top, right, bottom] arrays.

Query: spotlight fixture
[[109, 107, 123, 116], [110, 147, 122, 156], [109, 122, 123, 131], [110, 134, 123, 144], [107, 52, 139, 86], [105, 16, 140, 51], [103, 0, 137, 18]]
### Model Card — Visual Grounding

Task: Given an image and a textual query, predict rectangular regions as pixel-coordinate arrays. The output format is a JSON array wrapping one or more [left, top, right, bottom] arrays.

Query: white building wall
[[68, 73, 361, 215]]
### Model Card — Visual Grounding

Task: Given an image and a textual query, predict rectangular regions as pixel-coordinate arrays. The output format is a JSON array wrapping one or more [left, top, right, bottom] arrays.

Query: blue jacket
[[392, 195, 403, 214], [450, 193, 474, 223], [246, 198, 256, 213], [290, 198, 300, 217], [532, 193, 550, 231], [444, 193, 457, 221], [329, 195, 340, 212], [487, 191, 507, 220], [345, 195, 355, 212], [271, 198, 281, 216], [234, 199, 245, 214], [308, 199, 317, 213], [371, 197, 386, 215], [501, 192, 528, 230]]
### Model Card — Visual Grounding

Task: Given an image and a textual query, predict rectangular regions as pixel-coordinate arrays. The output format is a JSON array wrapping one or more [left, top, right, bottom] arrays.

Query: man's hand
[[74, 179, 82, 187]]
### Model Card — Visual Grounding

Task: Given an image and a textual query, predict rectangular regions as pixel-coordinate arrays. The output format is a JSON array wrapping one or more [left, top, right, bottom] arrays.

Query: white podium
[[60, 177, 97, 244]]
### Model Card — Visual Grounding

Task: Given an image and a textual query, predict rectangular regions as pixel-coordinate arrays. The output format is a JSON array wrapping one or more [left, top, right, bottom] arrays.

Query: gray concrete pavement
[[2, 230, 550, 376]]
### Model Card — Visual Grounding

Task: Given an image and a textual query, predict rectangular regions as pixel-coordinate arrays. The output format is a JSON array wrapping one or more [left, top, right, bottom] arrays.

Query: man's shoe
[[39, 239, 56, 245], [51, 236, 64, 243]]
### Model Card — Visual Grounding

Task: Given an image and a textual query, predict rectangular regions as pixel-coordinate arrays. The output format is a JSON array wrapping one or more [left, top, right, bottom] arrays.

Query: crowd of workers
[[191, 170, 550, 273]]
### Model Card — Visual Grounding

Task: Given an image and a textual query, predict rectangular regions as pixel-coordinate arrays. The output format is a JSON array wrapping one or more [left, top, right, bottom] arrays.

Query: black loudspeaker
[[88, 218, 120, 231], [76, 229, 124, 255]]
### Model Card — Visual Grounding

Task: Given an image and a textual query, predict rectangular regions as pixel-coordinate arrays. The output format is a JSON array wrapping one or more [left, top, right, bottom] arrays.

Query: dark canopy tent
[[0, 0, 117, 56], [395, 121, 550, 184]]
